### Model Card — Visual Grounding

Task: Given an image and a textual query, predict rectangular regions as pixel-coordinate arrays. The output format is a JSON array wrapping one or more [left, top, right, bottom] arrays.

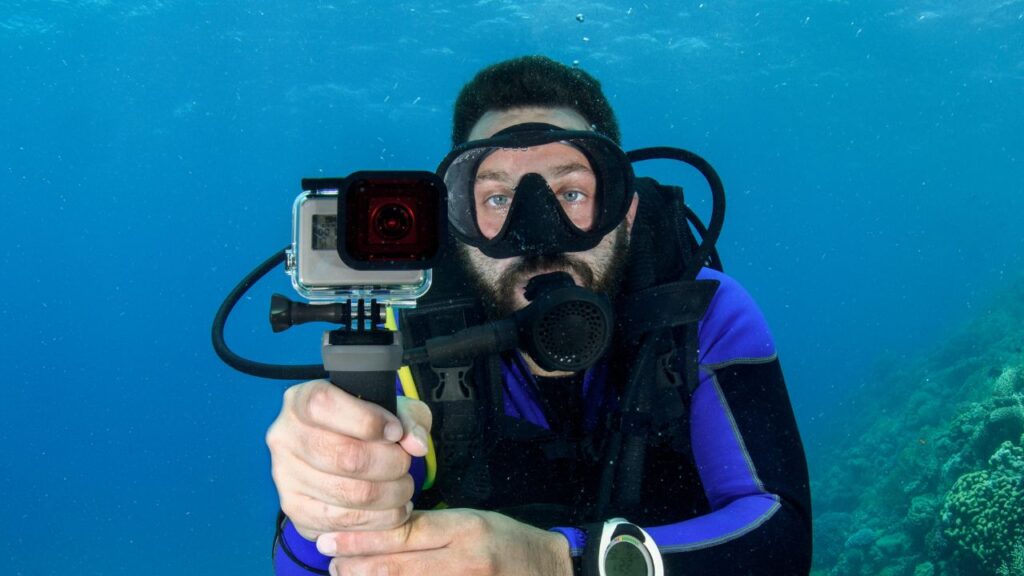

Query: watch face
[[604, 535, 653, 576]]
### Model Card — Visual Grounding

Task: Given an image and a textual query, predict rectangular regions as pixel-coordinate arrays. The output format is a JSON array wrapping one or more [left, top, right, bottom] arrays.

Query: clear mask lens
[[445, 141, 601, 240], [438, 126, 633, 258]]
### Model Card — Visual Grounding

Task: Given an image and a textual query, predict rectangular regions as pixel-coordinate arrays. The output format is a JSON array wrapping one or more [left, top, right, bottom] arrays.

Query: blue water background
[[1, 1, 1021, 574]]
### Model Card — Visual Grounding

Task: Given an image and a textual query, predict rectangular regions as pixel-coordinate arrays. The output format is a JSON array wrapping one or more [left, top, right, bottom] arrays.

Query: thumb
[[395, 396, 433, 457]]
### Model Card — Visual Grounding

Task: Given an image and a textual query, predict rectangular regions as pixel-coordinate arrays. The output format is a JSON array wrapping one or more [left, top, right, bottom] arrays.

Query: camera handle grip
[[328, 370, 398, 415], [322, 332, 404, 417]]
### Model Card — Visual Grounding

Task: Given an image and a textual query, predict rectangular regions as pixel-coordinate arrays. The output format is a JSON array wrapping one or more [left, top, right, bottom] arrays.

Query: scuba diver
[[263, 56, 812, 575]]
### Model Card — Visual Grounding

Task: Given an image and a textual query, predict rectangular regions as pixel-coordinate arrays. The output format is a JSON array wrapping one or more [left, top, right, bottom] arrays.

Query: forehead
[[468, 107, 592, 140], [477, 142, 591, 174]]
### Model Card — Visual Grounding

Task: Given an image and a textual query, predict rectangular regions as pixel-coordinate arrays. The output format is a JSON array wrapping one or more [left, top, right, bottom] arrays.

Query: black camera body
[[287, 171, 447, 306]]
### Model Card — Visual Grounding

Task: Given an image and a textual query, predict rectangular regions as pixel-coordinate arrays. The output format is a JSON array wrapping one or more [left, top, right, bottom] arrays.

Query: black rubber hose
[[593, 334, 656, 519], [404, 317, 519, 368], [618, 356, 654, 507], [211, 247, 328, 380], [684, 205, 723, 271], [628, 147, 726, 280]]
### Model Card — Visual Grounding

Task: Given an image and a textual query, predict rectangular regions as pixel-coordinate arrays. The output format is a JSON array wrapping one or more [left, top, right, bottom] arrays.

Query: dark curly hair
[[451, 55, 621, 146]]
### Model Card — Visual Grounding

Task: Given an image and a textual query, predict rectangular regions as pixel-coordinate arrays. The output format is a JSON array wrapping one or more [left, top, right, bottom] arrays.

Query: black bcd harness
[[399, 176, 721, 528]]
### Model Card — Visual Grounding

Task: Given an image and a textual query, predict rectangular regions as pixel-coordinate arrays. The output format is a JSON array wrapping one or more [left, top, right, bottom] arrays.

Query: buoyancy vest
[[398, 177, 721, 528]]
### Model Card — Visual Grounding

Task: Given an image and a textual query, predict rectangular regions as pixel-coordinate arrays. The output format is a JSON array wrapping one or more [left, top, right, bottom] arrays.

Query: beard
[[457, 222, 631, 321]]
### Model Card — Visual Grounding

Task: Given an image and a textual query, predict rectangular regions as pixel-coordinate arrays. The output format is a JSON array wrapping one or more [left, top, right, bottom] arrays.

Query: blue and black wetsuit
[[274, 267, 812, 574]]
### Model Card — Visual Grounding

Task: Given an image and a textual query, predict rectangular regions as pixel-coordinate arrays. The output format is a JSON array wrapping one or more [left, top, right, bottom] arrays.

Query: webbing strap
[[618, 279, 720, 343], [401, 298, 497, 507]]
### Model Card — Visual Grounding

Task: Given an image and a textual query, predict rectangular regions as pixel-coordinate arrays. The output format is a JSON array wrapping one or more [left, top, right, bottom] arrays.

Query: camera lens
[[373, 203, 414, 240], [340, 172, 444, 267]]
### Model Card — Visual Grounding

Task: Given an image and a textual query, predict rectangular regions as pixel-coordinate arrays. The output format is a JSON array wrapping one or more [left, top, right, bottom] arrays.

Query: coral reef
[[997, 539, 1024, 576], [941, 440, 1024, 569], [994, 366, 1024, 398], [971, 404, 1024, 461], [811, 279, 1024, 576], [906, 495, 938, 536]]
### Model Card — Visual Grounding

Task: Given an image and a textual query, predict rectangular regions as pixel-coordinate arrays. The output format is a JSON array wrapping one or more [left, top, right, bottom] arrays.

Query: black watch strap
[[580, 522, 604, 576]]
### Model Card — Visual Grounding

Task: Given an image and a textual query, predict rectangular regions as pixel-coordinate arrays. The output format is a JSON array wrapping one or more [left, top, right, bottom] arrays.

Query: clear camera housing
[[287, 189, 431, 306]]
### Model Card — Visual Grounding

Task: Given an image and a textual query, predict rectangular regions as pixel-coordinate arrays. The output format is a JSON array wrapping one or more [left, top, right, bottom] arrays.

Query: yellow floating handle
[[385, 307, 436, 490]]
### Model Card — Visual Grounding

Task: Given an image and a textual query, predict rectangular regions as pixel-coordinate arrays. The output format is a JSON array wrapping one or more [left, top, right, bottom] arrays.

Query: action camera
[[286, 171, 446, 305]]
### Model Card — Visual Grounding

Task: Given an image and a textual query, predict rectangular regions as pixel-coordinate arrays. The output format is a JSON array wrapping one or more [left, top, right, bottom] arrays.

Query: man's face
[[457, 106, 637, 320], [473, 141, 598, 239]]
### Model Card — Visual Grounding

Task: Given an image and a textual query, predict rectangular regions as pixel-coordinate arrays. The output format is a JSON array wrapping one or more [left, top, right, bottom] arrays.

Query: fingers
[[282, 494, 414, 540], [395, 397, 433, 457], [320, 510, 561, 576], [273, 449, 415, 510], [267, 379, 421, 540], [270, 420, 411, 482], [330, 548, 485, 576], [317, 510, 471, 557], [291, 380, 404, 442]]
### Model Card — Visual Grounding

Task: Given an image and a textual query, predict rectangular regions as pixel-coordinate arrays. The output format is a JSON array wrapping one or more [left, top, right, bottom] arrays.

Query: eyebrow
[[549, 161, 594, 178], [475, 169, 514, 185], [475, 162, 593, 184]]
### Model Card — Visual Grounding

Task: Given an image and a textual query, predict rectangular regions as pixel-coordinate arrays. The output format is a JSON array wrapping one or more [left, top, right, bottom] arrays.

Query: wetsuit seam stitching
[[700, 352, 777, 373], [709, 371, 768, 493]]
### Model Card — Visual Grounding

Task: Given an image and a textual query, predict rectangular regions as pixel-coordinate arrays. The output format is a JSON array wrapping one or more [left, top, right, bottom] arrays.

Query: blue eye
[[560, 190, 586, 203], [485, 195, 512, 208]]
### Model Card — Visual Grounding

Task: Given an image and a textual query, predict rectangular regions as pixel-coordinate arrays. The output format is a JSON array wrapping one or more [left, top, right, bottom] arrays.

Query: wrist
[[547, 527, 577, 576]]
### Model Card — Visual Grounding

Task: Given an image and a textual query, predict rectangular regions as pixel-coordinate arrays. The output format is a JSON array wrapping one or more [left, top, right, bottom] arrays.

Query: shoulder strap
[[620, 175, 718, 405], [399, 295, 501, 507], [594, 176, 722, 516]]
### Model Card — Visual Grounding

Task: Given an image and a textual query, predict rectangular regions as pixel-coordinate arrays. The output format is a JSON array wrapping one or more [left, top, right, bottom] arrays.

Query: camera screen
[[312, 215, 338, 251]]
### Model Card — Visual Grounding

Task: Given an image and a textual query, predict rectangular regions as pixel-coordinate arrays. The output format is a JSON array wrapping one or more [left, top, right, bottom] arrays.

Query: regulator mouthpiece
[[516, 272, 613, 372]]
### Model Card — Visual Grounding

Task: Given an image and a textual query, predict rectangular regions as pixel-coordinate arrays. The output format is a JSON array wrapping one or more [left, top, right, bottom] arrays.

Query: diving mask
[[437, 123, 635, 259]]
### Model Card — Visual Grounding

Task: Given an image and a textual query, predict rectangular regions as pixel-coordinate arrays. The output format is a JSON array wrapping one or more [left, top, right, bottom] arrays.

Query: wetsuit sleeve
[[274, 514, 331, 576], [554, 270, 811, 573], [647, 269, 812, 573], [272, 379, 427, 575]]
